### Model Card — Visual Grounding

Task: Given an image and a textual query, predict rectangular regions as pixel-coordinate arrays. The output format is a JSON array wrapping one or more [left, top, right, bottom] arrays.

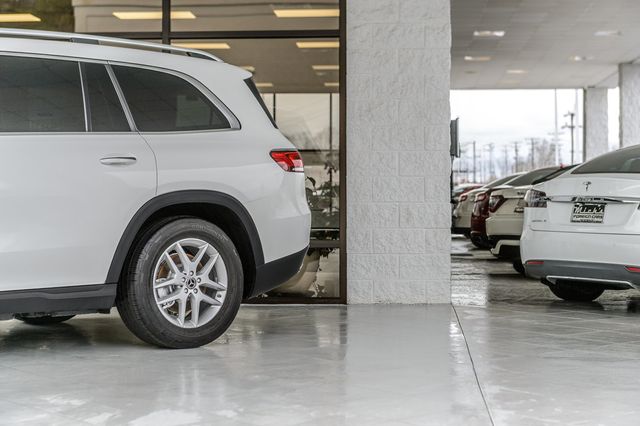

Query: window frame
[[108, 61, 240, 134]]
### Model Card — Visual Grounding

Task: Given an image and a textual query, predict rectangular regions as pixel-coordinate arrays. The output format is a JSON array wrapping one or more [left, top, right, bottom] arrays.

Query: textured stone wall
[[583, 88, 609, 160], [346, 0, 452, 303], [620, 64, 640, 148]]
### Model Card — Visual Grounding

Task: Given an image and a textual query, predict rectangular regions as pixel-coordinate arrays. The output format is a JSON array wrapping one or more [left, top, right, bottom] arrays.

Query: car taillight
[[460, 194, 468, 202], [475, 192, 488, 202], [524, 189, 547, 208], [270, 150, 304, 173], [488, 195, 505, 213]]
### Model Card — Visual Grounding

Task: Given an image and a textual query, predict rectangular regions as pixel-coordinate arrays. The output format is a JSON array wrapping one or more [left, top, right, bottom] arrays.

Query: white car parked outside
[[522, 145, 640, 301], [487, 166, 576, 264], [452, 173, 522, 238], [0, 29, 311, 348]]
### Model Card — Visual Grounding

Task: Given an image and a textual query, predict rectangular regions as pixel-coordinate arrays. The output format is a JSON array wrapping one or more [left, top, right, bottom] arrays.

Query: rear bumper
[[486, 215, 523, 238], [250, 246, 308, 298], [524, 260, 637, 290]]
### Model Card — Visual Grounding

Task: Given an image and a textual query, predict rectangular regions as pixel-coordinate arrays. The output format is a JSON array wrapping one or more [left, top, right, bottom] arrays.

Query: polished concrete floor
[[2, 237, 640, 425]]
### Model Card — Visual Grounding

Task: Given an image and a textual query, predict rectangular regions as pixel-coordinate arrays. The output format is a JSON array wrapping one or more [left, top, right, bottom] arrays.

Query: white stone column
[[582, 88, 609, 161], [346, 0, 452, 304], [619, 63, 640, 147]]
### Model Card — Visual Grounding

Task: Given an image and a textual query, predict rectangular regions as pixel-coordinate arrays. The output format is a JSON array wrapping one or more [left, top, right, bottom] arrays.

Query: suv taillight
[[270, 150, 304, 173], [475, 192, 488, 202], [488, 195, 505, 213], [524, 189, 547, 208]]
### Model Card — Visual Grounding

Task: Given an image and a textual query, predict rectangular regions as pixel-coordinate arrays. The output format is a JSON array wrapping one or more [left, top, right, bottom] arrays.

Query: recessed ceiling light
[[172, 42, 230, 50], [570, 55, 594, 62], [473, 30, 505, 37], [464, 70, 477, 74], [0, 13, 41, 23], [506, 69, 527, 74], [312, 65, 339, 71], [113, 11, 195, 20], [241, 66, 255, 72], [324, 82, 339, 87], [464, 55, 491, 62], [274, 9, 339, 18], [594, 30, 621, 37], [297, 41, 340, 49], [255, 82, 274, 88]]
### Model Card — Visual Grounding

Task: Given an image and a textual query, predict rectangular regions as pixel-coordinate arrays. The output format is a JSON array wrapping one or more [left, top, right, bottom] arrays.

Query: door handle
[[100, 156, 137, 166]]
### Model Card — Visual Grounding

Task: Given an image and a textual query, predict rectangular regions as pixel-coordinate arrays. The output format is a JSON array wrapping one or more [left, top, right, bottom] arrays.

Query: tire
[[117, 218, 243, 349], [15, 314, 75, 325], [471, 237, 490, 249], [512, 259, 525, 276], [547, 280, 604, 302]]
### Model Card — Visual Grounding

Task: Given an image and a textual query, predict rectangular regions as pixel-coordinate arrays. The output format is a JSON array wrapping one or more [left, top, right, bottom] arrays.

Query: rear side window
[[0, 56, 85, 132], [113, 65, 230, 132], [573, 146, 640, 174], [244, 78, 277, 128], [83, 63, 130, 132]]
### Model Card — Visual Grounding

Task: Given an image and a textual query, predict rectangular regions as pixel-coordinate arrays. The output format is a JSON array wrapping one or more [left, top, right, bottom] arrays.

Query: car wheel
[[547, 280, 604, 302], [14, 314, 75, 325], [117, 218, 243, 349], [512, 260, 525, 276]]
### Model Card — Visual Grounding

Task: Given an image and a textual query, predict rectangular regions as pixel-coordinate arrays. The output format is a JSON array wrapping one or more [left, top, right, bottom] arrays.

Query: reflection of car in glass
[[487, 165, 577, 272], [523, 146, 640, 302], [0, 29, 311, 348], [452, 174, 522, 240]]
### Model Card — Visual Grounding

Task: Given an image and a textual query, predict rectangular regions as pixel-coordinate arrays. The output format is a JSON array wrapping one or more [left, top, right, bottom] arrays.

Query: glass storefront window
[[73, 0, 162, 33], [263, 248, 339, 298], [0, 0, 74, 32], [171, 0, 339, 32]]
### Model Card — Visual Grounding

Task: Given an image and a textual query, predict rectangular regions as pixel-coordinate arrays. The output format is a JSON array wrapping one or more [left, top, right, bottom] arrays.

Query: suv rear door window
[[112, 65, 230, 132], [83, 63, 130, 132], [0, 55, 85, 132]]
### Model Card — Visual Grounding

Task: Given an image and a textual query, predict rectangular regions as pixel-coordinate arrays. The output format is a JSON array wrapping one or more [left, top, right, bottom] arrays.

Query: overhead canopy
[[451, 0, 640, 89]]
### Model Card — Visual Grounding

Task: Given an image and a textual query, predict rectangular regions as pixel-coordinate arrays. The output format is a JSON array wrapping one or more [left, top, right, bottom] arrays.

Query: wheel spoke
[[154, 277, 178, 289], [177, 296, 187, 326], [163, 251, 180, 274], [191, 243, 209, 267], [190, 294, 200, 327], [157, 290, 182, 305], [199, 253, 219, 277], [200, 293, 222, 307], [174, 243, 191, 270], [200, 279, 226, 291]]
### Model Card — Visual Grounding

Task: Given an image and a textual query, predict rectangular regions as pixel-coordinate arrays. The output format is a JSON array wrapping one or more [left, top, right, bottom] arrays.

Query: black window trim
[[108, 60, 241, 133]]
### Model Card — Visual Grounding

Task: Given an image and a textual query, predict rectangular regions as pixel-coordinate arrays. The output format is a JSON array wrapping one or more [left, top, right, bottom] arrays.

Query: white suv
[[0, 29, 310, 348]]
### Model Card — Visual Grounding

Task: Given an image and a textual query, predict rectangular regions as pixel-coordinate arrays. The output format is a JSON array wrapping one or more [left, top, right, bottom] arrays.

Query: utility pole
[[513, 141, 520, 172], [472, 141, 477, 183], [563, 112, 576, 164], [529, 138, 535, 169], [488, 143, 495, 179], [503, 145, 509, 175], [554, 89, 560, 164]]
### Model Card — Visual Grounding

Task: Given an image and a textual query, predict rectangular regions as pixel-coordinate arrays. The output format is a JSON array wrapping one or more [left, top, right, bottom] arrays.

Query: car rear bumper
[[250, 246, 308, 298], [524, 260, 637, 290], [486, 215, 522, 238]]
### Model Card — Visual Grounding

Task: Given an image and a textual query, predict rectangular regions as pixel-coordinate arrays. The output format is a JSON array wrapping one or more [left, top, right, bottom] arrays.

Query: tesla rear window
[[506, 167, 560, 186], [573, 146, 640, 174]]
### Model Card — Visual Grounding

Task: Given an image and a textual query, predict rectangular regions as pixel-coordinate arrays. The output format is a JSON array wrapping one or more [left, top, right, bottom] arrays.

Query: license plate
[[571, 203, 605, 223]]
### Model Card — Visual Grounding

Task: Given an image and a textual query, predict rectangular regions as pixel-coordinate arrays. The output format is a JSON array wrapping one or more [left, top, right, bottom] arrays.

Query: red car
[[470, 166, 563, 249]]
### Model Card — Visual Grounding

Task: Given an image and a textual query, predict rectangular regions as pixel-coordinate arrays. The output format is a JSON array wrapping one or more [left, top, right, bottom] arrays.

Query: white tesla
[[521, 145, 640, 301]]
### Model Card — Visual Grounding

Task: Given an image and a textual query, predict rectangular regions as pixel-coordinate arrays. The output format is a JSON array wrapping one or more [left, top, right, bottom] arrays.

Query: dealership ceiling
[[8, 0, 640, 91], [451, 0, 640, 89]]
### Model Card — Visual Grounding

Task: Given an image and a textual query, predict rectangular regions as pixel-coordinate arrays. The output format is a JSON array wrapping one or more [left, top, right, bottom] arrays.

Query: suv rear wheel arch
[[108, 190, 264, 299]]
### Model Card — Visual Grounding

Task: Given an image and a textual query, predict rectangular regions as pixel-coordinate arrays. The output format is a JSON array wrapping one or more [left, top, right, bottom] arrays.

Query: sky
[[450, 89, 620, 183]]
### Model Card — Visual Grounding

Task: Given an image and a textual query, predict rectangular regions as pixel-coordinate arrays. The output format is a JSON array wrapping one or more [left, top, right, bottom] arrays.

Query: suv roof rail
[[0, 27, 222, 62]]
